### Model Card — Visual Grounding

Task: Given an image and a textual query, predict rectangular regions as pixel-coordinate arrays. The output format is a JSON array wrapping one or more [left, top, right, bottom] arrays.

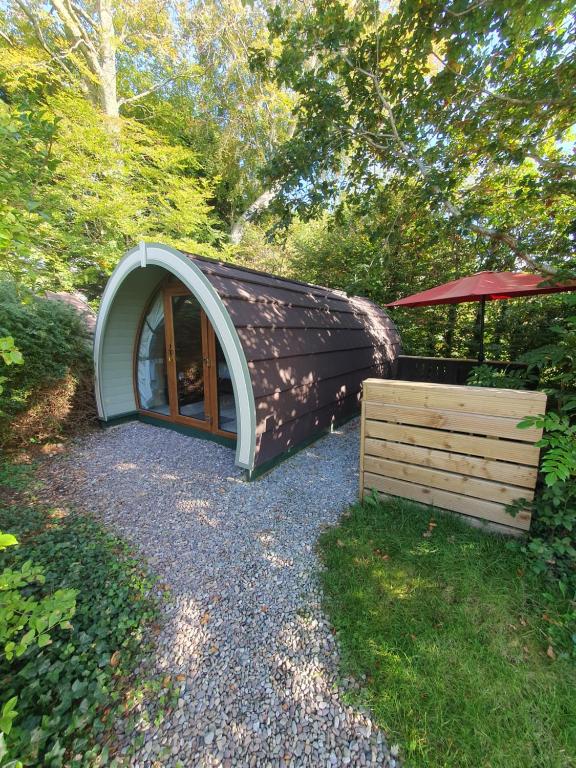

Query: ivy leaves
[[0, 484, 159, 765]]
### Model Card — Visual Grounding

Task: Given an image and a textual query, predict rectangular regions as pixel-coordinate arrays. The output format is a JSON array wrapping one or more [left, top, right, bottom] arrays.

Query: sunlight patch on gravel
[[44, 420, 395, 768]]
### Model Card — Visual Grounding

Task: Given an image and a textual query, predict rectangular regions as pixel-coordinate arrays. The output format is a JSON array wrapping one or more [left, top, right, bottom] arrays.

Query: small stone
[[51, 420, 393, 767]]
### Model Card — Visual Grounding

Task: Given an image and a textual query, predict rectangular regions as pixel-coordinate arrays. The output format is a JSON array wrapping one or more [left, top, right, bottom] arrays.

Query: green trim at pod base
[[138, 414, 237, 449], [98, 408, 359, 481], [99, 411, 139, 428], [99, 412, 236, 449], [245, 409, 359, 482]]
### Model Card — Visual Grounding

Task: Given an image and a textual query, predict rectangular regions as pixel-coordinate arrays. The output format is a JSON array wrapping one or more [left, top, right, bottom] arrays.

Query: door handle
[[168, 343, 174, 363]]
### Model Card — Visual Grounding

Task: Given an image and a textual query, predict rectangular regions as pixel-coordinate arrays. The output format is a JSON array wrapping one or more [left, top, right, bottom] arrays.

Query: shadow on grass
[[319, 497, 576, 768]]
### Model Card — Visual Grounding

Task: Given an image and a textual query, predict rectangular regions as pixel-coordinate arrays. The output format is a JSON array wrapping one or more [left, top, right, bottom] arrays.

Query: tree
[[5, 0, 296, 245], [257, 0, 576, 273], [0, 37, 219, 295], [176, 0, 296, 240], [8, 0, 187, 125]]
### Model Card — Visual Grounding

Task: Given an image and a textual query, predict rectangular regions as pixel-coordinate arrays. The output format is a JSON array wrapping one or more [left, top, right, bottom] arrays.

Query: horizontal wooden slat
[[364, 438, 537, 489], [363, 378, 546, 419], [250, 350, 392, 398], [205, 274, 353, 313], [364, 456, 533, 505], [224, 297, 368, 330], [363, 473, 531, 531], [364, 401, 541, 442], [255, 369, 367, 426], [365, 420, 541, 466], [196, 257, 342, 301], [237, 328, 400, 360]]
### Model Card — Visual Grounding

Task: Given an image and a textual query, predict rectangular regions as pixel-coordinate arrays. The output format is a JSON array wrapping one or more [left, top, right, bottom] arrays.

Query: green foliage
[[0, 524, 76, 768], [0, 340, 23, 369], [512, 407, 576, 646], [0, 281, 91, 442], [0, 468, 160, 766], [260, 0, 576, 274], [0, 338, 23, 399], [0, 533, 76, 663], [514, 300, 575, 594], [468, 296, 576, 654], [0, 43, 221, 297], [522, 295, 576, 403], [320, 496, 576, 768], [520, 411, 576, 487], [467, 364, 530, 389]]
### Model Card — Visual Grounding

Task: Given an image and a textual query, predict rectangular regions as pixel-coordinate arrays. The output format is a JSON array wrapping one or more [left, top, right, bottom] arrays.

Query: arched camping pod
[[94, 243, 401, 476]]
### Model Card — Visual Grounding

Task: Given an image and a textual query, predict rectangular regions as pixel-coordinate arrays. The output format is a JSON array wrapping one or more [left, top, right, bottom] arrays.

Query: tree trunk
[[230, 183, 281, 245], [98, 0, 119, 122]]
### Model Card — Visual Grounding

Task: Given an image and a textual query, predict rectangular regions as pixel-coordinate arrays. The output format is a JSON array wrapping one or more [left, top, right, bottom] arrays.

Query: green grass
[[319, 496, 576, 768]]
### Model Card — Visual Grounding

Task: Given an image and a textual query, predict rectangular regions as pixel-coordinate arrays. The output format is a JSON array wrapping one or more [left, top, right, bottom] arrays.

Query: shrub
[[0, 464, 160, 766], [0, 280, 92, 445], [0, 530, 77, 760], [469, 294, 576, 656], [467, 364, 532, 390]]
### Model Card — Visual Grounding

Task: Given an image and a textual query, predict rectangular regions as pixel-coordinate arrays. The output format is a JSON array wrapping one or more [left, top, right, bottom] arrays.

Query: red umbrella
[[386, 271, 576, 362]]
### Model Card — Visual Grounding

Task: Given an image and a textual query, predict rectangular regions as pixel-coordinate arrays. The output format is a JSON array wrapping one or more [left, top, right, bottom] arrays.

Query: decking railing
[[396, 355, 528, 386], [359, 379, 546, 532]]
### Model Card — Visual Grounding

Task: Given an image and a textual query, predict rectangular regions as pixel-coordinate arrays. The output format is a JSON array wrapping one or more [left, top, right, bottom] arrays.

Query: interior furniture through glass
[[136, 286, 237, 436], [171, 295, 207, 421]]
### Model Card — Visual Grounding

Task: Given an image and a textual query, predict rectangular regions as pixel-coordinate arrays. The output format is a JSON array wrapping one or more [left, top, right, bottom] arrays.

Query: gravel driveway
[[45, 420, 395, 768]]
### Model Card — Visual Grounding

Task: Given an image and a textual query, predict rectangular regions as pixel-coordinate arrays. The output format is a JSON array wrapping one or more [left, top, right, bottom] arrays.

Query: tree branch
[[431, 51, 575, 108], [230, 183, 282, 244], [69, 1, 97, 31], [117, 75, 180, 107], [50, 0, 102, 76], [0, 28, 15, 46], [445, 0, 490, 17], [14, 0, 77, 79], [525, 151, 576, 177], [340, 52, 555, 274]]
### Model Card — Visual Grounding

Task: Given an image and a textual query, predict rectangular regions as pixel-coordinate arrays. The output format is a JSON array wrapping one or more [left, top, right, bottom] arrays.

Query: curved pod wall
[[94, 243, 401, 473]]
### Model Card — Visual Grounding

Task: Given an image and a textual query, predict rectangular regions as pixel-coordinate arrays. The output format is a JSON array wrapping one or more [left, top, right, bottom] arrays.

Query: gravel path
[[44, 420, 395, 768]]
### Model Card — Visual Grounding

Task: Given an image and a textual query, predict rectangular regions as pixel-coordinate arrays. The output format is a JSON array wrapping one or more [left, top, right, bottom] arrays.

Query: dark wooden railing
[[396, 355, 528, 386]]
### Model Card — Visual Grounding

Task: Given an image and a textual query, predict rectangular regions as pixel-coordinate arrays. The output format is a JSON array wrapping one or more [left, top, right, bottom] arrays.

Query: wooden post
[[359, 387, 366, 501]]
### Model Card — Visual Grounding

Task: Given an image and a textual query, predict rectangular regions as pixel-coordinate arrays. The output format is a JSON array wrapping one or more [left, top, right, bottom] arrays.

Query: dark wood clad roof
[[189, 254, 401, 469]]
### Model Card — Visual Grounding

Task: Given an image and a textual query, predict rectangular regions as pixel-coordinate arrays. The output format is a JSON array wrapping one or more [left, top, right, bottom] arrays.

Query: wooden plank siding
[[191, 255, 402, 469], [359, 379, 546, 531]]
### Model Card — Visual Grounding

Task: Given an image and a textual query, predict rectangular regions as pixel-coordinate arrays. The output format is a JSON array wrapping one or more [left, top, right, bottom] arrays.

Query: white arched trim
[[94, 242, 256, 470]]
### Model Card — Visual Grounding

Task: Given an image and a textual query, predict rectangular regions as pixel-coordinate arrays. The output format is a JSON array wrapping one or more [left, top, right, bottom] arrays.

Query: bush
[[0, 280, 92, 446], [0, 464, 160, 766], [469, 295, 576, 656], [467, 364, 532, 390]]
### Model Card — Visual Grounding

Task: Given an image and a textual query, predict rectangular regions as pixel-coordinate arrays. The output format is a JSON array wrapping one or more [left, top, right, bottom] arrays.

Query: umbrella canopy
[[386, 271, 576, 362], [385, 271, 576, 308]]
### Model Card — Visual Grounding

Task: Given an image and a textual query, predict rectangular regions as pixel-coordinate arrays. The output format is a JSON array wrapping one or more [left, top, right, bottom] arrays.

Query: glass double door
[[136, 286, 237, 436]]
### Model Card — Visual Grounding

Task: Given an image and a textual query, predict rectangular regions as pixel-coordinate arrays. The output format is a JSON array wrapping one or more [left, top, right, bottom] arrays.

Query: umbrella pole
[[478, 297, 486, 363]]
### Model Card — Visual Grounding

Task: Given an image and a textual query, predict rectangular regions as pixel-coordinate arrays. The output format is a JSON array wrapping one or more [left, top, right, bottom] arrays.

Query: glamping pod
[[94, 243, 401, 475]]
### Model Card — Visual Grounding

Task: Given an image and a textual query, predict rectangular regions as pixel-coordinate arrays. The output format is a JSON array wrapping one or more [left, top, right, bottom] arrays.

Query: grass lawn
[[319, 496, 576, 768]]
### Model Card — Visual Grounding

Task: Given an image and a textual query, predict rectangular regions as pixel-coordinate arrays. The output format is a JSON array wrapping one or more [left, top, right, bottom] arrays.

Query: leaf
[[0, 533, 18, 550], [37, 634, 52, 648], [546, 645, 556, 660], [0, 697, 18, 735]]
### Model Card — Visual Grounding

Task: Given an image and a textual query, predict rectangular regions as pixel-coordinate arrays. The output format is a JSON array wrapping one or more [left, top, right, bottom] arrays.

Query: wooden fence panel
[[359, 379, 547, 532]]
